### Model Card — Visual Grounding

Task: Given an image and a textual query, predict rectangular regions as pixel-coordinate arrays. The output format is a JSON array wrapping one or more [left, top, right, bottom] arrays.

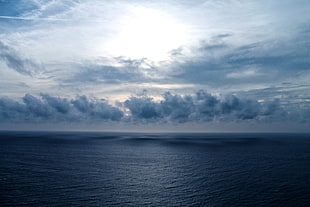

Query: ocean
[[0, 131, 309, 206]]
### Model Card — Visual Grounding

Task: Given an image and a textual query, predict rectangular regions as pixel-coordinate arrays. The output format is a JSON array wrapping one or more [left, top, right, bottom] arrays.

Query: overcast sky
[[0, 0, 309, 132]]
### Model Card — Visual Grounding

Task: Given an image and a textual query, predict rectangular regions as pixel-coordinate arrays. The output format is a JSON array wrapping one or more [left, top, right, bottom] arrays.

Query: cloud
[[169, 27, 310, 92], [226, 68, 259, 79], [0, 15, 64, 21], [0, 93, 123, 123], [0, 41, 42, 76], [124, 96, 161, 120], [0, 90, 309, 125], [66, 57, 154, 84], [70, 95, 123, 121], [124, 90, 296, 123]]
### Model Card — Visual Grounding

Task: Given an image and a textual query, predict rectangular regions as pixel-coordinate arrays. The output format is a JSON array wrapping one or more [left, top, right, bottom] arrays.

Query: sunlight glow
[[106, 7, 188, 61]]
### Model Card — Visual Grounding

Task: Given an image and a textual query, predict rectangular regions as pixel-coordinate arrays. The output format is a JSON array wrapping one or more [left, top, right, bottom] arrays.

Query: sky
[[0, 0, 309, 132]]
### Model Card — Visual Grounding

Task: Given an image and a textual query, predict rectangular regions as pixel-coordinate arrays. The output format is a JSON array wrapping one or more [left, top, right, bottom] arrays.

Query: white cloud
[[226, 68, 259, 79]]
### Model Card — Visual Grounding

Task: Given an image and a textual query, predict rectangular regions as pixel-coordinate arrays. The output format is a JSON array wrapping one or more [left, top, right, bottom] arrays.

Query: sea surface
[[0, 131, 310, 206]]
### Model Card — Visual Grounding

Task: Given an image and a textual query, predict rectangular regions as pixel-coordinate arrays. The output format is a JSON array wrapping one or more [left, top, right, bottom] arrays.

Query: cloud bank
[[124, 90, 288, 123], [0, 93, 123, 123], [1, 90, 308, 125]]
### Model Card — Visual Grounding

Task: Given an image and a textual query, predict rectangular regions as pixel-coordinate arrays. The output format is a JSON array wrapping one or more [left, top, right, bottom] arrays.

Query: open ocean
[[0, 131, 309, 206]]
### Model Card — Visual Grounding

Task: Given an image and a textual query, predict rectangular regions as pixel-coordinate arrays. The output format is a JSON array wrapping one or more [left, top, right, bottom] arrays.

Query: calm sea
[[0, 131, 309, 206]]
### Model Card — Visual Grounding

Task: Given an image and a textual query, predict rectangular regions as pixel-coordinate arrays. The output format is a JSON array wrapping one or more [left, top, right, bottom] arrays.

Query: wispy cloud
[[0, 41, 42, 76], [0, 15, 64, 21]]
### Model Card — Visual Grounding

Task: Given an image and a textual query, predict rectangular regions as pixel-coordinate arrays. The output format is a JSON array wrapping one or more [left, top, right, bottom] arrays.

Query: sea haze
[[1, 131, 310, 206]]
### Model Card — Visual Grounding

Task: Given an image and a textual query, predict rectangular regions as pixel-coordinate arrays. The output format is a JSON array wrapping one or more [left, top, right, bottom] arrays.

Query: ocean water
[[0, 132, 310, 207]]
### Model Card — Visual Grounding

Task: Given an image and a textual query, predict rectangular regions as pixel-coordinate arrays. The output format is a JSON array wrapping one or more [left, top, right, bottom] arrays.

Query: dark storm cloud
[[0, 93, 123, 122], [0, 41, 42, 76]]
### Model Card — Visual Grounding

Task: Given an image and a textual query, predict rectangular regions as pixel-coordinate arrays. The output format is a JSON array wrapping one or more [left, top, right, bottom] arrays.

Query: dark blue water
[[0, 132, 310, 206]]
